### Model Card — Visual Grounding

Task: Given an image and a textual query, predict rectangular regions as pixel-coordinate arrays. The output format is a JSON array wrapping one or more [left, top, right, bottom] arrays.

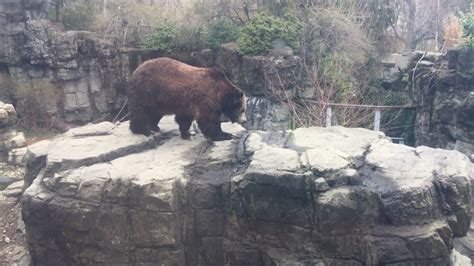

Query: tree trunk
[[405, 0, 417, 51], [55, 0, 62, 23], [436, 0, 441, 51], [103, 0, 108, 17]]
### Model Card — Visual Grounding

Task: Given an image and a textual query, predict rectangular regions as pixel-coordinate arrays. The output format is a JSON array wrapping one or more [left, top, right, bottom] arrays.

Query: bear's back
[[133, 58, 204, 81]]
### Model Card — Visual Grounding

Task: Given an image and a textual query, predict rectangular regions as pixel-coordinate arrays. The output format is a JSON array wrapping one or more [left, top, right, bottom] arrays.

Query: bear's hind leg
[[175, 115, 193, 139], [197, 118, 232, 141]]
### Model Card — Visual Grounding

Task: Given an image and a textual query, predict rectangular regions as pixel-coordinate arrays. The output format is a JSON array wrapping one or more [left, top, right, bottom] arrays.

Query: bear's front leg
[[197, 119, 232, 141], [215, 132, 232, 141]]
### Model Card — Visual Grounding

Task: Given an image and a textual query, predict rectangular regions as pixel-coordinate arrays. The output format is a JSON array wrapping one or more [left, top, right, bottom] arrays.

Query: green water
[[0, 184, 7, 191]]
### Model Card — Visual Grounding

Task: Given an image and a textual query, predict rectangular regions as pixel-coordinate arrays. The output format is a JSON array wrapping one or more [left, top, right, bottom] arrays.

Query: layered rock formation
[[413, 48, 474, 162], [0, 101, 26, 164], [22, 117, 473, 265], [216, 43, 311, 131], [0, 0, 163, 123]]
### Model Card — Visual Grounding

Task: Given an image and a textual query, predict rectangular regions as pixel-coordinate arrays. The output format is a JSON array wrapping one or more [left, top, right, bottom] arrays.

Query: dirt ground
[[0, 128, 58, 265], [0, 194, 29, 265], [0, 163, 29, 265]]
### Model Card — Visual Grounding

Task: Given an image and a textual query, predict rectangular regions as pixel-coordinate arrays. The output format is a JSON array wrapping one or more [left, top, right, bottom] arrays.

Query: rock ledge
[[22, 117, 473, 265]]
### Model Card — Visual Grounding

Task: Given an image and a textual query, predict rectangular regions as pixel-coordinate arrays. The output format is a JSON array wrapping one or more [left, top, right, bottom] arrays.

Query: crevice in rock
[[23, 153, 47, 191], [42, 137, 156, 179]]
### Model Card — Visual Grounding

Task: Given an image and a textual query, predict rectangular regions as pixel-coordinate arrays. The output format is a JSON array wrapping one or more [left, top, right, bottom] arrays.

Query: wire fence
[[310, 101, 416, 144]]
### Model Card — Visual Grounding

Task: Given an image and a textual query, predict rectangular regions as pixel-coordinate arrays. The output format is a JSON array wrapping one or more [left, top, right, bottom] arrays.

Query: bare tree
[[55, 0, 63, 22], [103, 0, 107, 17], [404, 0, 417, 50], [392, 0, 471, 51]]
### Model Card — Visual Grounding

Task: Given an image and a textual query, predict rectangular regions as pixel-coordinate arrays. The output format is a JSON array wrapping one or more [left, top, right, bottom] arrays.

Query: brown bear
[[128, 57, 247, 141]]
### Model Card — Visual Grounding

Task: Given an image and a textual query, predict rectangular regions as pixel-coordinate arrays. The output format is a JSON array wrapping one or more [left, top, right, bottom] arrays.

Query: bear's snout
[[238, 112, 247, 124]]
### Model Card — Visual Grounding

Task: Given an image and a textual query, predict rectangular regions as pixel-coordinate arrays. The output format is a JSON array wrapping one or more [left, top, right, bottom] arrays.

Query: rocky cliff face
[[215, 43, 312, 131], [21, 117, 473, 265], [414, 48, 474, 162], [0, 0, 163, 123]]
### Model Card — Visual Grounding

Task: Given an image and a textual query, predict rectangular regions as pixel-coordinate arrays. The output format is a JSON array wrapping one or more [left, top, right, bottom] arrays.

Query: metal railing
[[318, 101, 416, 144]]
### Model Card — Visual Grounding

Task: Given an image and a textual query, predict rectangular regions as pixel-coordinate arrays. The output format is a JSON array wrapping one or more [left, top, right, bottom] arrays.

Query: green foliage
[[207, 18, 240, 50], [237, 12, 303, 55], [376, 89, 415, 146], [462, 11, 474, 49], [401, 111, 416, 147], [62, 3, 97, 31], [141, 22, 176, 53], [320, 54, 355, 100]]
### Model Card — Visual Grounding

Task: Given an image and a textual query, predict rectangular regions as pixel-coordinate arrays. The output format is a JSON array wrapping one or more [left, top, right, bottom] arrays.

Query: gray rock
[[313, 177, 329, 192], [21, 118, 473, 265], [245, 97, 290, 131], [8, 147, 28, 165], [0, 176, 15, 186], [414, 47, 474, 161], [451, 249, 472, 266], [0, 244, 31, 266], [215, 43, 315, 131], [417, 60, 435, 68], [2, 180, 23, 198], [0, 102, 27, 164], [0, 0, 167, 124], [454, 140, 474, 163]]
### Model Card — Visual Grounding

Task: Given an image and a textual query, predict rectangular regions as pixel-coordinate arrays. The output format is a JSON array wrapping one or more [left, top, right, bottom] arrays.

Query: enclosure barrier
[[309, 101, 415, 144]]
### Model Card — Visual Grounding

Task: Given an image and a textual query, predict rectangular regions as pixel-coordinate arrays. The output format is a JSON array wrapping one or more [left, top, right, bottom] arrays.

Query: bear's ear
[[233, 91, 244, 105], [209, 68, 227, 81]]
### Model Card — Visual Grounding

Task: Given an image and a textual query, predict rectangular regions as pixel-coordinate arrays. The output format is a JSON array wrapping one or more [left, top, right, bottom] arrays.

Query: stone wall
[[413, 48, 474, 161], [0, 0, 164, 124], [0, 102, 26, 164], [215, 43, 312, 131]]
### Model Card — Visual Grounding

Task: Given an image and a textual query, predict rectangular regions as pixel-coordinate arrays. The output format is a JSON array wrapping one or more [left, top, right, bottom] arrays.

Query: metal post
[[326, 106, 332, 127], [103, 0, 108, 17], [374, 109, 381, 131]]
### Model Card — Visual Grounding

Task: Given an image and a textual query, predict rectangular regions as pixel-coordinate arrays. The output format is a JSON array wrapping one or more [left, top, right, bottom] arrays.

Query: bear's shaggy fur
[[128, 57, 247, 141]]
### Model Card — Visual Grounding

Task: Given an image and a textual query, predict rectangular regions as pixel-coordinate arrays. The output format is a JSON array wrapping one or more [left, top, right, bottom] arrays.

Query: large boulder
[[0, 101, 26, 163], [22, 117, 473, 265], [215, 43, 311, 131], [414, 48, 474, 162]]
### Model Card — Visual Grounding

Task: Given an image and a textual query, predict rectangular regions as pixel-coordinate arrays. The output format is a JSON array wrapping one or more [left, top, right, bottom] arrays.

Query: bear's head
[[210, 69, 247, 125], [223, 90, 247, 124]]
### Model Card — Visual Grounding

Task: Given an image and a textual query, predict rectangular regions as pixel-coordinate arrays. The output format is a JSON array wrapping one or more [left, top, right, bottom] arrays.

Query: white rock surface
[[21, 119, 473, 265]]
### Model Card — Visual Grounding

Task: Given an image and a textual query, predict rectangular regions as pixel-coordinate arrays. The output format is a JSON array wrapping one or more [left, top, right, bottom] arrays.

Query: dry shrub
[[301, 7, 375, 70], [12, 80, 65, 131], [443, 15, 463, 50], [93, 1, 213, 50], [287, 7, 376, 128], [267, 64, 382, 129], [266, 6, 407, 130], [93, 1, 162, 46], [0, 73, 16, 105]]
